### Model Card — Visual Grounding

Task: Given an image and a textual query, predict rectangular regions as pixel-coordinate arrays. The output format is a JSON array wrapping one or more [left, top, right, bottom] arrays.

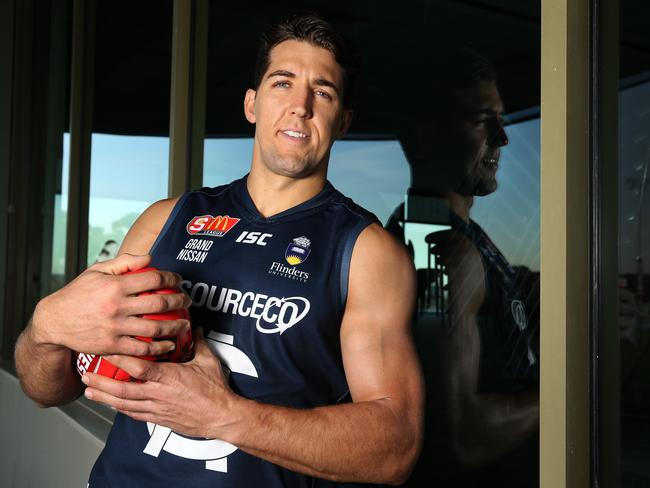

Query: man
[[389, 50, 539, 486], [15, 15, 424, 487]]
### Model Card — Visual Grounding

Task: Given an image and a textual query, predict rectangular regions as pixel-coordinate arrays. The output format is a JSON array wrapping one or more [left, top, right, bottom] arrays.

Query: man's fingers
[[189, 328, 225, 373], [83, 371, 149, 400], [116, 335, 176, 357], [120, 268, 186, 296], [123, 291, 191, 316], [193, 328, 215, 357], [122, 316, 191, 341], [84, 384, 157, 414], [105, 354, 165, 382], [89, 253, 151, 276], [189, 328, 211, 358]]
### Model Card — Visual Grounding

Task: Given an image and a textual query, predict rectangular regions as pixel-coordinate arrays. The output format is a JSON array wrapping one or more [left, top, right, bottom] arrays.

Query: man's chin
[[267, 160, 320, 179], [455, 178, 498, 197], [473, 181, 498, 196]]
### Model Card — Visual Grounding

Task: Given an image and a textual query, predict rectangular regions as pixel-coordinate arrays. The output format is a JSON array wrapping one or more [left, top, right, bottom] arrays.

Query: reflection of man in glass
[[391, 49, 540, 486]]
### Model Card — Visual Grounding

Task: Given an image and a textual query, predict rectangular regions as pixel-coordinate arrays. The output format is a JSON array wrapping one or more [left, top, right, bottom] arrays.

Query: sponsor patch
[[187, 214, 240, 237], [176, 238, 214, 263], [235, 231, 273, 246], [181, 280, 310, 335], [268, 261, 310, 283], [285, 236, 311, 265]]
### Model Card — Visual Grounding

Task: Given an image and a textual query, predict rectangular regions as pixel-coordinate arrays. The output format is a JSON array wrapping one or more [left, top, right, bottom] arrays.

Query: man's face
[[443, 81, 508, 196], [244, 40, 352, 179]]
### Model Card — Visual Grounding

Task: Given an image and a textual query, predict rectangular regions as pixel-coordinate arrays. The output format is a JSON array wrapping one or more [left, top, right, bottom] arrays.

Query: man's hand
[[16, 253, 192, 406], [16, 199, 180, 407], [31, 253, 192, 358], [81, 226, 424, 485], [82, 328, 236, 438]]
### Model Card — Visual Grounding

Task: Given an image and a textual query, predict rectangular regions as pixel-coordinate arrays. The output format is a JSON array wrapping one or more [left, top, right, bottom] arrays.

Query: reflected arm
[[424, 232, 539, 472]]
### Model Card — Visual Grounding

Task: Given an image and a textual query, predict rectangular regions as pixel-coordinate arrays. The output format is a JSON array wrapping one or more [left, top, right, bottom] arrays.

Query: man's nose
[[290, 87, 313, 118], [488, 119, 509, 147]]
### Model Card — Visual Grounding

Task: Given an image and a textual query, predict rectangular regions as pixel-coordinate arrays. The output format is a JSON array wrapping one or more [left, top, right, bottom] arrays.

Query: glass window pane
[[42, 1, 72, 295], [472, 118, 540, 271], [87, 0, 173, 264], [49, 132, 71, 292], [203, 138, 253, 185], [203, 4, 540, 485], [619, 0, 650, 480], [204, 139, 410, 227], [88, 134, 169, 265]]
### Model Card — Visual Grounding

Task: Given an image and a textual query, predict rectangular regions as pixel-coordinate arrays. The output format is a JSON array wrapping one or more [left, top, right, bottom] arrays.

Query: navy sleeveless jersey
[[448, 212, 539, 393], [88, 176, 382, 488]]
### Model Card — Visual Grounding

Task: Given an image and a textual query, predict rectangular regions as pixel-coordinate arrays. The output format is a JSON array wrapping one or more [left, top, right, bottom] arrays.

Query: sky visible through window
[[54, 116, 543, 275], [201, 120, 542, 272]]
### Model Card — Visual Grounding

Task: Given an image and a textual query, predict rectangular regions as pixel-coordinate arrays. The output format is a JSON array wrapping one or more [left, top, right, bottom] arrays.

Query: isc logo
[[235, 231, 273, 246]]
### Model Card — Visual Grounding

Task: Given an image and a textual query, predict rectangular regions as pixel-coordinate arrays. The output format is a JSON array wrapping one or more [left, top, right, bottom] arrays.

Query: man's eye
[[273, 81, 290, 88], [315, 90, 332, 100]]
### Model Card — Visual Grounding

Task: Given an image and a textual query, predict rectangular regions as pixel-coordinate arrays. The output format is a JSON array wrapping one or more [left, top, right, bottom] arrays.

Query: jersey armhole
[[148, 192, 190, 254], [338, 220, 375, 311]]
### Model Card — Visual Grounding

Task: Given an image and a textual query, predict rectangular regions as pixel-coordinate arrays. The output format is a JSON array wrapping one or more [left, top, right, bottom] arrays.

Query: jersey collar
[[231, 174, 336, 223]]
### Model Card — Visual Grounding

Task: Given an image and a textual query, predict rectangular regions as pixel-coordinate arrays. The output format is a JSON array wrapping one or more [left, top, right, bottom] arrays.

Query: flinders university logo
[[268, 236, 312, 283], [285, 236, 311, 265]]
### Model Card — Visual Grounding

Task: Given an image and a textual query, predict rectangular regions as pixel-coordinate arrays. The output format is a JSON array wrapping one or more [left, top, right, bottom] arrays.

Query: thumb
[[192, 327, 211, 354], [92, 253, 152, 275], [192, 328, 224, 368]]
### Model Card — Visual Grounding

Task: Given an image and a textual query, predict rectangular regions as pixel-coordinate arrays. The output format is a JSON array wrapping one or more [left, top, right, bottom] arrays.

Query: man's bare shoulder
[[347, 223, 416, 310], [119, 197, 180, 255], [434, 228, 485, 315], [356, 222, 414, 272], [428, 228, 483, 274]]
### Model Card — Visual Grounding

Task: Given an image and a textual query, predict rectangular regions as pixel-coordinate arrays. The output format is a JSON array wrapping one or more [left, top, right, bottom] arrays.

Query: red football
[[75, 266, 193, 381]]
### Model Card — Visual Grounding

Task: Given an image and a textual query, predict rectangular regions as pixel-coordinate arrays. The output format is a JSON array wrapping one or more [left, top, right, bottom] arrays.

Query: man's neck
[[447, 192, 473, 222], [246, 165, 327, 218], [407, 178, 474, 223]]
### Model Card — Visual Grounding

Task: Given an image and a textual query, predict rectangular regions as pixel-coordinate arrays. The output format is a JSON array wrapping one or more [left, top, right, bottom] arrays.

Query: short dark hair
[[399, 48, 498, 165], [432, 48, 497, 113], [443, 48, 496, 90], [253, 14, 359, 108]]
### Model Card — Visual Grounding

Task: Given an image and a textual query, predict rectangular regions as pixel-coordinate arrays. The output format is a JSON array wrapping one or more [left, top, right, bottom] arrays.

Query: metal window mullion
[[41, 0, 69, 295], [590, 0, 620, 486], [65, 0, 95, 280], [0, 0, 16, 354], [190, 0, 208, 190], [169, 0, 208, 198], [540, 0, 591, 487]]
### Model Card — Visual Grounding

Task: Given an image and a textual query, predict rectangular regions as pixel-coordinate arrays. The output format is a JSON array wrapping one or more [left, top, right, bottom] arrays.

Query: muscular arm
[[14, 198, 187, 407], [229, 224, 424, 483], [117, 197, 178, 255], [14, 319, 85, 407], [83, 224, 425, 484], [426, 232, 538, 471]]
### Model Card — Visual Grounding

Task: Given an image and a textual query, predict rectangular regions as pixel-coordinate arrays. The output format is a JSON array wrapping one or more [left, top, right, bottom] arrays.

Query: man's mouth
[[482, 157, 498, 170], [281, 130, 309, 139]]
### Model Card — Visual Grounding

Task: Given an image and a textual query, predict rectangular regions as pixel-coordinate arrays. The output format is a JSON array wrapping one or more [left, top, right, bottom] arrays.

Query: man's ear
[[244, 89, 257, 124], [338, 109, 353, 138]]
